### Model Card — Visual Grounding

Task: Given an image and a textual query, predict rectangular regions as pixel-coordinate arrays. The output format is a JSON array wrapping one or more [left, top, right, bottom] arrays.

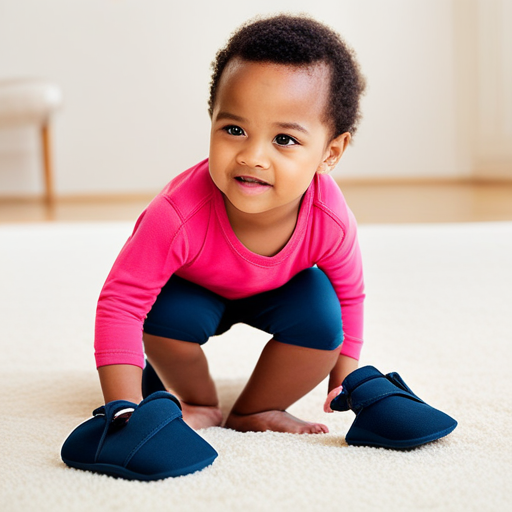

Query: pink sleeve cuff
[[339, 334, 363, 361], [95, 350, 145, 369]]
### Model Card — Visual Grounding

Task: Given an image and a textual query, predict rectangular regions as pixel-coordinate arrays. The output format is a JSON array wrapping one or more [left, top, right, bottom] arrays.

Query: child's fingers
[[323, 385, 343, 413]]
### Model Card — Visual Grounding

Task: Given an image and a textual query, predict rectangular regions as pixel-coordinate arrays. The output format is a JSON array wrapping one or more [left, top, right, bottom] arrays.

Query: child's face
[[209, 59, 349, 219]]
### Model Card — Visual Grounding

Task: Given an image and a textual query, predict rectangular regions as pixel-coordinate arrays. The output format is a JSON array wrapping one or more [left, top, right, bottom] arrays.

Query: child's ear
[[317, 132, 351, 174]]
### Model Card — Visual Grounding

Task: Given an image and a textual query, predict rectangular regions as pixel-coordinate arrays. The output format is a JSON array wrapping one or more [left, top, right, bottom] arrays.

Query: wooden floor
[[1, 181, 512, 224]]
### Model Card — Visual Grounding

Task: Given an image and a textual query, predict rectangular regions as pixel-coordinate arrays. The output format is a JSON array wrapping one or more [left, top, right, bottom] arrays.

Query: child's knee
[[274, 268, 343, 351]]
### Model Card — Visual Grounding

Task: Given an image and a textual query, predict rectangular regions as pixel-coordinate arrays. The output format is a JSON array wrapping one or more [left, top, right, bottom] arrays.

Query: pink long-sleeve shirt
[[94, 158, 365, 368]]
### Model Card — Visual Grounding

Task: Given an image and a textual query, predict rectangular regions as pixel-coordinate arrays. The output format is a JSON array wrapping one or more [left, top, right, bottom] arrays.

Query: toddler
[[95, 14, 366, 434]]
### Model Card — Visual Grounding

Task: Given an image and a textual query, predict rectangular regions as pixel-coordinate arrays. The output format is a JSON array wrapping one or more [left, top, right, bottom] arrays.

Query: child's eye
[[274, 134, 299, 146], [224, 125, 245, 136]]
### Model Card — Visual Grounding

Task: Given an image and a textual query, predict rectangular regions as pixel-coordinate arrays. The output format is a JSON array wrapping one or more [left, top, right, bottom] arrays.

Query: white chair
[[0, 79, 63, 204]]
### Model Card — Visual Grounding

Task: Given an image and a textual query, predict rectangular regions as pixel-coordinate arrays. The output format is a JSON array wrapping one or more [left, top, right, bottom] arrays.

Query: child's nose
[[236, 139, 270, 169]]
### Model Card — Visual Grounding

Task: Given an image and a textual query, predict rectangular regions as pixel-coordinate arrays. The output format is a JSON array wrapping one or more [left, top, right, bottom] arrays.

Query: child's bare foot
[[181, 402, 223, 430], [224, 409, 329, 434]]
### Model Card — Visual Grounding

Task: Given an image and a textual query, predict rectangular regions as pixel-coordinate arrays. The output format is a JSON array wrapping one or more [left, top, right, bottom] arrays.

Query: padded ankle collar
[[92, 391, 181, 420], [93, 400, 137, 420], [138, 390, 182, 410]]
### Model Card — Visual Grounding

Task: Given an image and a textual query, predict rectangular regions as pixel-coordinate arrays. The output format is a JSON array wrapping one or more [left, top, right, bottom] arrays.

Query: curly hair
[[208, 14, 366, 139]]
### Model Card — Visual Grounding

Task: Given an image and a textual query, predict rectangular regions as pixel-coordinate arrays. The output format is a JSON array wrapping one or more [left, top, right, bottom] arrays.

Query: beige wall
[[0, 0, 511, 197]]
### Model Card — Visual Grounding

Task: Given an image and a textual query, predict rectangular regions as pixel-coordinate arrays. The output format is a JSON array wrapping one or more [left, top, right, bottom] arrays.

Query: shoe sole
[[346, 422, 458, 450], [62, 454, 218, 481]]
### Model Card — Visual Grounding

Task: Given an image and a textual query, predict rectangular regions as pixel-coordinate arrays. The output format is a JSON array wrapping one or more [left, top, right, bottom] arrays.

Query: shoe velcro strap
[[342, 365, 384, 391], [386, 372, 423, 400], [92, 400, 137, 462], [330, 366, 385, 412], [95, 393, 182, 467], [348, 377, 423, 412]]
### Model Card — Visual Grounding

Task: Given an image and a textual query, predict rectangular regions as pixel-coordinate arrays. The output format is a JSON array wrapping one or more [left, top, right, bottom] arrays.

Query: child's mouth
[[235, 176, 272, 187]]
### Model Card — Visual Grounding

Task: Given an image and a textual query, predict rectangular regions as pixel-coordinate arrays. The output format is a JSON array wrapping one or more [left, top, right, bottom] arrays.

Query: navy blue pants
[[143, 267, 343, 351]]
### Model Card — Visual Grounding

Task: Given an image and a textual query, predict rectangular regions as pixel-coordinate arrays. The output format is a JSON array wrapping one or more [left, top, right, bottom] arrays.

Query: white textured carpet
[[1, 221, 511, 512]]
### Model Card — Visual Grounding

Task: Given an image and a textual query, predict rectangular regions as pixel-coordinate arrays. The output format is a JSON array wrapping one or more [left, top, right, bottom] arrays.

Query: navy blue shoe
[[61, 391, 218, 480], [330, 366, 457, 449]]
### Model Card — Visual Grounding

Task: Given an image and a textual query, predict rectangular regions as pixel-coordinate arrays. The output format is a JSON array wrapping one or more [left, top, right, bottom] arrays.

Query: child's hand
[[324, 385, 343, 413]]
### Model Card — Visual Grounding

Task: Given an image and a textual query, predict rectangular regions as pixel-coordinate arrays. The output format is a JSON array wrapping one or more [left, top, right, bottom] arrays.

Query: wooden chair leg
[[41, 123, 55, 205]]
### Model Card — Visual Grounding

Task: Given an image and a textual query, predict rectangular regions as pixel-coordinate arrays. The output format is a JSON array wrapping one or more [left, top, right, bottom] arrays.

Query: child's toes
[[308, 422, 329, 434]]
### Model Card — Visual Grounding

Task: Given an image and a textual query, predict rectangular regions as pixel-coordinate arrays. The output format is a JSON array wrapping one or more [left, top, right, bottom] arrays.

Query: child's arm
[[328, 354, 358, 392], [317, 206, 365, 369], [314, 180, 365, 391], [98, 364, 143, 404], [94, 195, 190, 402], [324, 354, 358, 412]]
